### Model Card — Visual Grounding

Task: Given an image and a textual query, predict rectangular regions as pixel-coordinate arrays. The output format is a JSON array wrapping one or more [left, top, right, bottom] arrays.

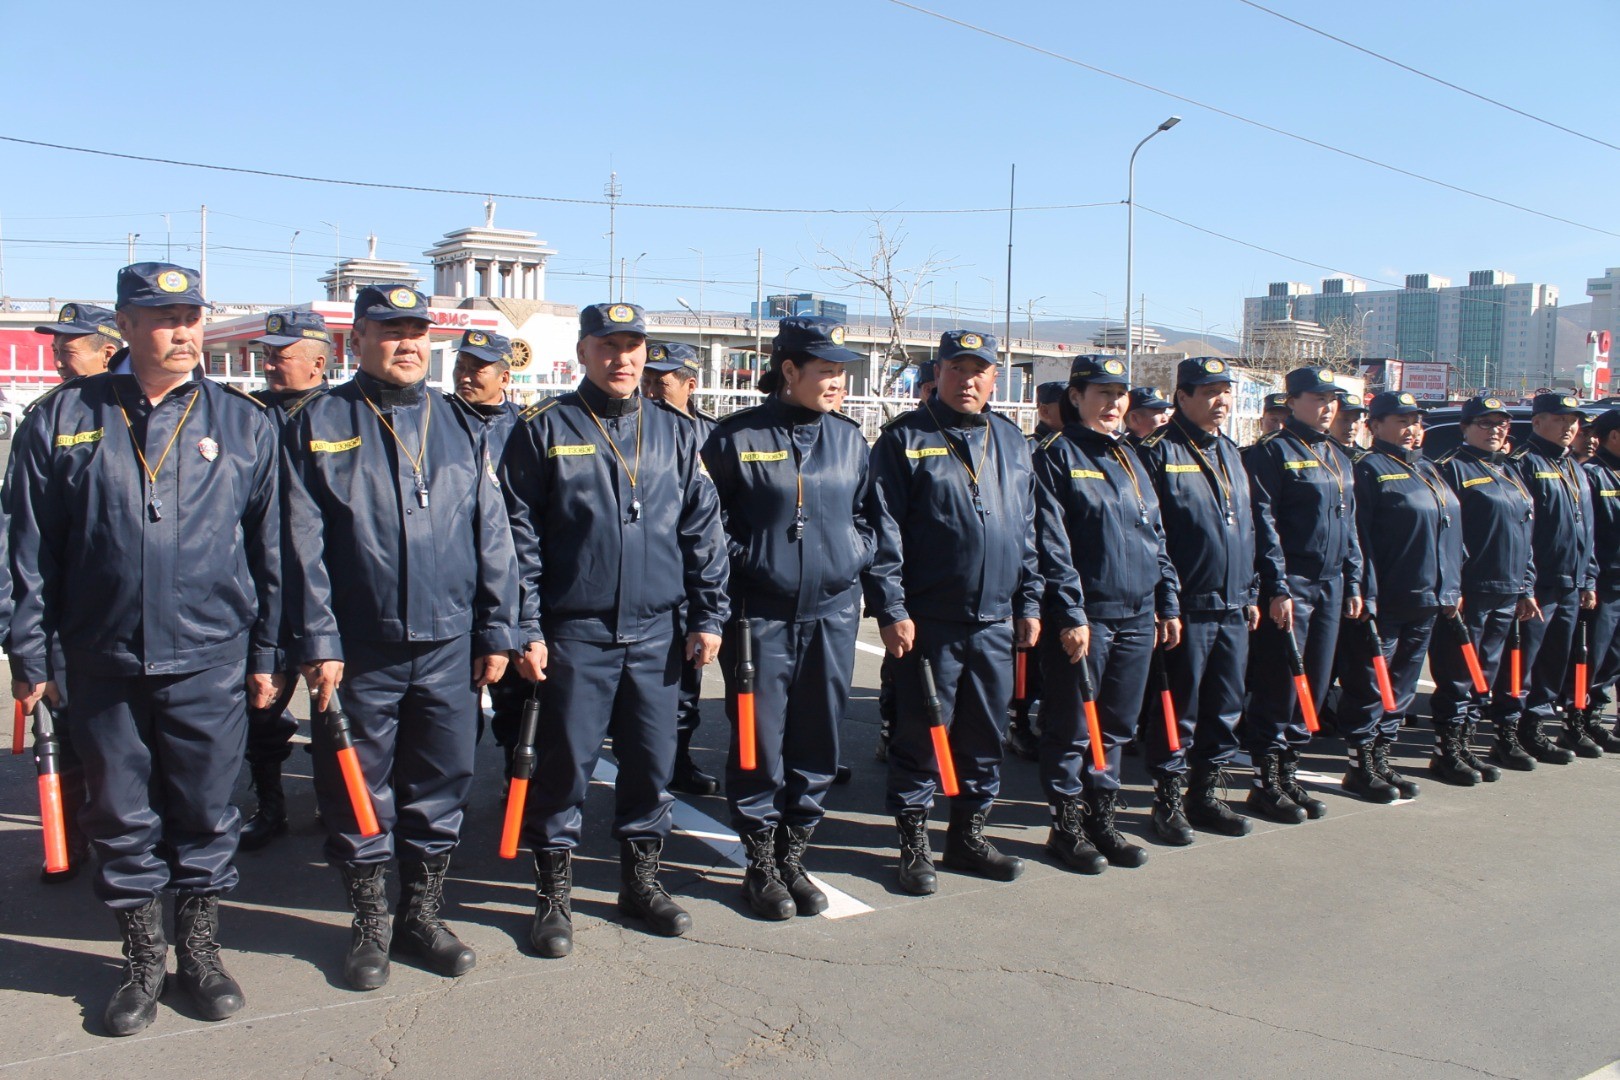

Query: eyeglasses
[[1472, 417, 1512, 429]]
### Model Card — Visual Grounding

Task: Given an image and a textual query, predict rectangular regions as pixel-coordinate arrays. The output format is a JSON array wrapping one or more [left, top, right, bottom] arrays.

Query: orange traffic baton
[[919, 658, 960, 797], [30, 703, 69, 874], [1573, 612, 1591, 713], [1151, 648, 1180, 753], [735, 602, 758, 772], [325, 691, 381, 838], [12, 701, 24, 755], [499, 682, 543, 860], [1361, 619, 1398, 713], [1282, 627, 1320, 734], [1445, 611, 1489, 695], [1076, 656, 1109, 771], [1508, 616, 1523, 699]]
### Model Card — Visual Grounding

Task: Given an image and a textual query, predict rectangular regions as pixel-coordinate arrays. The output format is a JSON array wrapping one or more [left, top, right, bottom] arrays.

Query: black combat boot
[[775, 824, 828, 916], [739, 827, 795, 921], [1557, 712, 1603, 759], [618, 838, 692, 937], [530, 849, 573, 958], [173, 894, 244, 1021], [238, 759, 288, 852], [1081, 789, 1148, 868], [1428, 722, 1481, 786], [1458, 722, 1501, 782], [1373, 736, 1420, 799], [1520, 716, 1575, 764], [393, 853, 475, 977], [1489, 716, 1536, 771], [1246, 751, 1306, 824], [105, 899, 167, 1036], [1581, 707, 1620, 753], [1151, 775, 1196, 846], [339, 862, 391, 990], [895, 809, 936, 895], [1185, 763, 1252, 836], [670, 731, 719, 796], [1342, 743, 1399, 803], [1280, 748, 1328, 819], [942, 803, 1025, 881], [1045, 796, 1106, 874]]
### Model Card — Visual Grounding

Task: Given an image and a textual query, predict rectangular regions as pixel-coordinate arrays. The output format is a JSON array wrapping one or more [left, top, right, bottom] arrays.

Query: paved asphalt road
[[0, 435, 1618, 1078]]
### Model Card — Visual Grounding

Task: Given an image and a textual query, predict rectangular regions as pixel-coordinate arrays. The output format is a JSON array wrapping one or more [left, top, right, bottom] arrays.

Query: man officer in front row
[[502, 303, 729, 958], [283, 284, 519, 992], [10, 263, 283, 1035]]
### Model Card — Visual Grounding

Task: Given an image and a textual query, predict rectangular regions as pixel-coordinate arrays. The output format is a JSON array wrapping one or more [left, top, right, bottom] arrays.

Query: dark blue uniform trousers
[[311, 637, 476, 866], [67, 661, 248, 908], [886, 617, 1013, 814], [1145, 609, 1248, 778], [524, 614, 682, 850], [677, 601, 704, 738], [1429, 593, 1516, 728], [1338, 612, 1437, 743], [722, 600, 858, 833], [1039, 612, 1155, 797], [1590, 584, 1620, 712], [482, 665, 531, 771], [1247, 574, 1344, 753], [245, 679, 299, 767], [1495, 587, 1578, 731]]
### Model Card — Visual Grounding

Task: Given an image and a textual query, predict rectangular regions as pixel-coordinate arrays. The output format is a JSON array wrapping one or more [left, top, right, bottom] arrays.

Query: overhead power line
[[881, 0, 1620, 238], [1232, 0, 1620, 153], [1133, 204, 1401, 288]]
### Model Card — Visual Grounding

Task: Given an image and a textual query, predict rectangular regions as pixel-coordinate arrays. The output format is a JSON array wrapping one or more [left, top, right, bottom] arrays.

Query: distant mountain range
[[872, 315, 1243, 357]]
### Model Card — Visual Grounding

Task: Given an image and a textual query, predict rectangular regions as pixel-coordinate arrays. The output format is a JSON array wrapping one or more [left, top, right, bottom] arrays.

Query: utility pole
[[1003, 164, 1015, 368], [127, 233, 139, 263], [755, 248, 764, 387], [289, 230, 300, 304], [604, 172, 621, 300], [199, 204, 208, 295]]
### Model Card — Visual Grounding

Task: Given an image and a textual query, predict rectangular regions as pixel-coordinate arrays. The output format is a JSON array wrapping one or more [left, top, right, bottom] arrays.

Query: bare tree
[[817, 217, 955, 401]]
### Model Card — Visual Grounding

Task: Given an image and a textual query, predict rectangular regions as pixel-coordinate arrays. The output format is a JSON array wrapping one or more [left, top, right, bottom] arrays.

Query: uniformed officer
[[14, 303, 123, 882], [643, 340, 723, 796], [1123, 385, 1172, 446], [1256, 391, 1290, 439], [502, 302, 728, 956], [238, 309, 331, 851], [874, 359, 943, 766], [34, 301, 123, 379], [283, 284, 519, 991], [1580, 409, 1620, 746], [1136, 357, 1258, 840], [1005, 381, 1068, 761], [1245, 366, 1367, 823], [866, 330, 1040, 894], [1329, 390, 1368, 450], [444, 329, 530, 781], [10, 263, 282, 1034], [701, 316, 873, 919], [1572, 415, 1599, 465], [1502, 393, 1598, 760], [1032, 355, 1180, 869], [1430, 395, 1536, 780], [1337, 391, 1463, 800]]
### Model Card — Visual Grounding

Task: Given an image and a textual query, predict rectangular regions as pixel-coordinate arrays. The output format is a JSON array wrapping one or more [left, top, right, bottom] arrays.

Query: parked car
[[1419, 401, 1619, 458]]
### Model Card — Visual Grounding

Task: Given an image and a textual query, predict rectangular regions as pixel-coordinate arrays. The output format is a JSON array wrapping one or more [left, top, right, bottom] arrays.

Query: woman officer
[[700, 315, 875, 920], [1032, 355, 1182, 872]]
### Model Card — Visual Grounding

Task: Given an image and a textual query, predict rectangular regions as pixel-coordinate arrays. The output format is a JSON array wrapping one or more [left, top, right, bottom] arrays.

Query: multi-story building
[[1243, 271, 1559, 395]]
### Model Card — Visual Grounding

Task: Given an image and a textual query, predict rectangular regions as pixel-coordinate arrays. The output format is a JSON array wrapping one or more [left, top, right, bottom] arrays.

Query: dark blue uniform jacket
[[1353, 440, 1464, 617], [1137, 415, 1256, 615]]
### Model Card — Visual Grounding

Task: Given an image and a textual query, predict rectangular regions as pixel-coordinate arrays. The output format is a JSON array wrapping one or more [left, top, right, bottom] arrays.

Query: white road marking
[[1577, 1062, 1620, 1079], [856, 641, 888, 657], [1293, 769, 1416, 804], [591, 758, 876, 920]]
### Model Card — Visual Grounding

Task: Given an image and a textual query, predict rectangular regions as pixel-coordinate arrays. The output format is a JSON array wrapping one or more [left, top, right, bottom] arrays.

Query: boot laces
[[348, 871, 391, 944], [778, 829, 810, 878], [178, 898, 225, 971], [1157, 777, 1184, 815], [898, 813, 930, 856]]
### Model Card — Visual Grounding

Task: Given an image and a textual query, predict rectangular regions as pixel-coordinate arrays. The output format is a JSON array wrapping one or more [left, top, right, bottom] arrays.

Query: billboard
[[1397, 361, 1449, 398]]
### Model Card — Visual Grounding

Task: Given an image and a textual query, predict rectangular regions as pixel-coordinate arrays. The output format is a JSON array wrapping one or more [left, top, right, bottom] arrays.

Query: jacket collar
[[577, 376, 639, 418]]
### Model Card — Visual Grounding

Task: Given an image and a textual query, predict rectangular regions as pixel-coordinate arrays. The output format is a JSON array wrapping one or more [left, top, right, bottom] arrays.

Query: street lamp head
[[1159, 116, 1182, 131], [676, 297, 695, 313]]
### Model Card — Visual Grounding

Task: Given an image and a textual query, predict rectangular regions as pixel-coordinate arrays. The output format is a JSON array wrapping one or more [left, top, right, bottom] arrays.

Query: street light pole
[[288, 230, 300, 304], [1124, 116, 1181, 382]]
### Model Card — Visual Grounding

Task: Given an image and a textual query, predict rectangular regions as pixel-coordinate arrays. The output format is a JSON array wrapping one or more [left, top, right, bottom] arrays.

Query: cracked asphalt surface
[[0, 417, 1613, 1080]]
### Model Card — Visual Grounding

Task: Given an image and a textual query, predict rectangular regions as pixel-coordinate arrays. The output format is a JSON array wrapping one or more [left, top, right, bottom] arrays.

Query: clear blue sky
[[3, 0, 1615, 343]]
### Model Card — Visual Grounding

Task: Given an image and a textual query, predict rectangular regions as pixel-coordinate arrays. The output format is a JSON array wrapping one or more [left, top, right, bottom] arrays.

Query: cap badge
[[468, 331, 488, 347], [59, 305, 76, 322], [267, 315, 284, 333], [1318, 368, 1335, 383], [830, 326, 848, 346], [1399, 392, 1415, 405], [197, 437, 220, 463], [157, 270, 189, 294], [389, 288, 418, 309], [1204, 359, 1225, 373], [649, 344, 667, 361], [1103, 359, 1125, 375], [1563, 396, 1578, 407], [958, 332, 982, 350], [1484, 397, 1503, 409], [608, 304, 635, 323]]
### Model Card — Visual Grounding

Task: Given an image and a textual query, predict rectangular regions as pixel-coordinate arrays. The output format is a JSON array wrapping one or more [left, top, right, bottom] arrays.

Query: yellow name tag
[[906, 447, 949, 459], [1071, 469, 1106, 480], [1534, 471, 1561, 480], [1283, 459, 1319, 470], [1462, 476, 1494, 488], [1601, 489, 1619, 498], [1377, 473, 1411, 482], [739, 450, 789, 463], [548, 444, 597, 458], [1164, 464, 1201, 474], [54, 428, 103, 447], [309, 436, 361, 454]]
